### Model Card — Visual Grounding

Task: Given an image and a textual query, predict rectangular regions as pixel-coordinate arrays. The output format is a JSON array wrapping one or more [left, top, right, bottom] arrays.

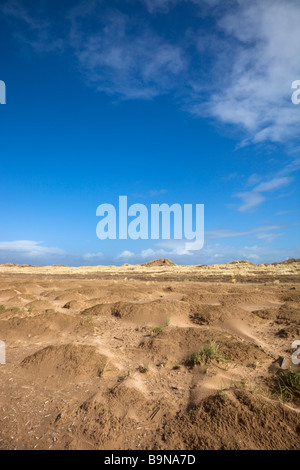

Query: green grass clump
[[275, 370, 300, 404], [151, 326, 164, 335], [186, 342, 224, 367]]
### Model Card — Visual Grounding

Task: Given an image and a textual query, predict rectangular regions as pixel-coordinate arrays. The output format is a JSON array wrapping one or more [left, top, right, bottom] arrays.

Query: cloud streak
[[233, 157, 300, 212], [69, 7, 186, 100], [0, 240, 65, 258], [0, 0, 65, 52], [236, 176, 293, 212]]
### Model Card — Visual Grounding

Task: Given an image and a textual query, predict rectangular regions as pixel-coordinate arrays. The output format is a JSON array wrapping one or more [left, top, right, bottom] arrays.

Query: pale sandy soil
[[0, 259, 299, 450]]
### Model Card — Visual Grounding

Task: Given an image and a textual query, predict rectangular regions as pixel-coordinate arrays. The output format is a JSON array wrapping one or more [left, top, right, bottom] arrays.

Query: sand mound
[[81, 303, 113, 318], [63, 381, 170, 449], [139, 327, 268, 366], [139, 327, 210, 362], [190, 305, 223, 324], [141, 258, 176, 267], [5, 294, 37, 305], [275, 325, 300, 339], [55, 292, 87, 303], [25, 299, 55, 310], [83, 298, 190, 325], [63, 300, 85, 310], [226, 260, 256, 266], [220, 338, 268, 365], [276, 303, 300, 324], [275, 258, 300, 265], [159, 390, 300, 450], [280, 290, 300, 302], [82, 381, 149, 421], [252, 308, 278, 320], [0, 312, 83, 340], [84, 284, 149, 304], [77, 287, 103, 298], [21, 344, 108, 379], [40, 289, 62, 299], [0, 289, 21, 299]]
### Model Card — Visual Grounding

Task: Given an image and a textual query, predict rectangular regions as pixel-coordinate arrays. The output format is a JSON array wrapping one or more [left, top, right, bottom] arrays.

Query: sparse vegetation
[[98, 362, 108, 378], [217, 388, 228, 405], [272, 370, 300, 404], [80, 315, 94, 326], [151, 319, 171, 335], [0, 305, 21, 314], [185, 342, 224, 367], [230, 379, 248, 390], [139, 364, 149, 374], [151, 326, 164, 335]]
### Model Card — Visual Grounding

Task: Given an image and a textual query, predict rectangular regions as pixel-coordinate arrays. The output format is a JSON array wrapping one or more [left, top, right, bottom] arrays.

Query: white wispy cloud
[[140, 0, 178, 14], [0, 240, 64, 258], [233, 156, 300, 212], [83, 251, 104, 260], [157, 223, 284, 254], [69, 7, 186, 100], [0, 0, 65, 52], [116, 250, 135, 260], [236, 176, 293, 212], [276, 210, 293, 216], [196, 0, 300, 145], [235, 192, 266, 213], [206, 225, 283, 241]]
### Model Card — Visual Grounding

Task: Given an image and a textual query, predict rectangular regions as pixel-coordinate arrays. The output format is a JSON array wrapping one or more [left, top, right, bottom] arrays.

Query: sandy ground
[[0, 259, 299, 450]]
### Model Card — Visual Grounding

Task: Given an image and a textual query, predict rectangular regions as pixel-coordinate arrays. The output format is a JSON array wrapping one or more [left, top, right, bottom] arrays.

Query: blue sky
[[0, 0, 299, 266]]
